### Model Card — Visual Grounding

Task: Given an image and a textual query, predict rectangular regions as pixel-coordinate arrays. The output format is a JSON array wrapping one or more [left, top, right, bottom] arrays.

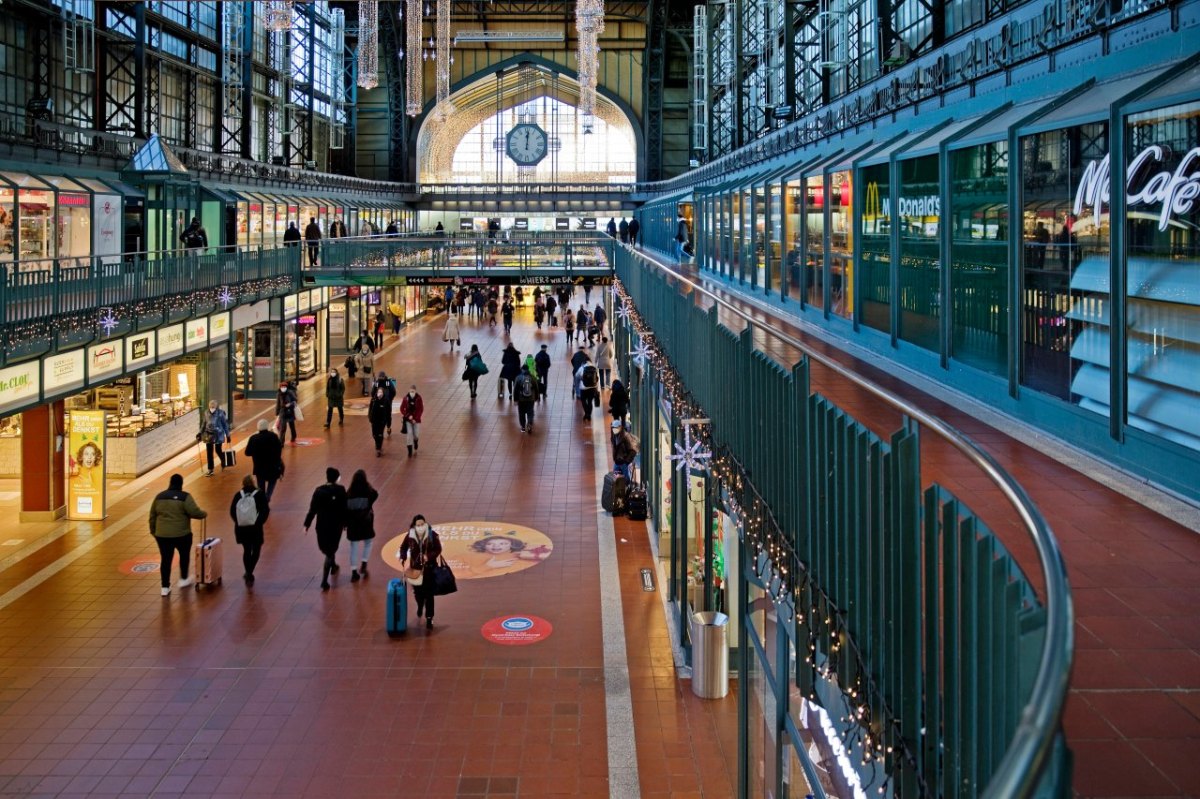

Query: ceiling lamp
[[405, 0, 423, 115], [263, 0, 294, 32], [576, 0, 604, 120], [433, 0, 454, 120], [357, 0, 379, 89]]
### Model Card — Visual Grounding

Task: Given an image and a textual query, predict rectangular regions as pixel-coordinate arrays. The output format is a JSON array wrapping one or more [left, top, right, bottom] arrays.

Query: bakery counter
[[105, 409, 200, 477]]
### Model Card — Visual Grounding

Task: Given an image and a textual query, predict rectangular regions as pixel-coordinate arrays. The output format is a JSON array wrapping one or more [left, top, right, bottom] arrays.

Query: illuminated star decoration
[[98, 308, 119, 336], [609, 283, 619, 299], [615, 301, 631, 322], [630, 341, 653, 367], [669, 428, 712, 473], [217, 286, 234, 308]]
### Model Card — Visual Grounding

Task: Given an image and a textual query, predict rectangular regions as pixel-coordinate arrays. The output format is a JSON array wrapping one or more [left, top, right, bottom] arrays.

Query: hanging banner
[[67, 410, 107, 521]]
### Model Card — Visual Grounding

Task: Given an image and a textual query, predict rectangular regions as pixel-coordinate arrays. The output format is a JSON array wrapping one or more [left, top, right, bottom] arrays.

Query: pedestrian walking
[[584, 283, 593, 304], [197, 399, 231, 476], [585, 311, 598, 347], [575, 307, 588, 344], [181, 217, 208, 251], [487, 296, 499, 327], [571, 345, 590, 397], [275, 382, 299, 443], [546, 295, 558, 327], [515, 286, 525, 307], [374, 311, 385, 351], [576, 359, 601, 421], [354, 344, 374, 396], [149, 473, 208, 596], [618, 218, 629, 243], [514, 365, 538, 432], [229, 475, 270, 586], [245, 419, 284, 499], [400, 385, 424, 457], [534, 296, 545, 329], [595, 336, 613, 388], [352, 330, 377, 353], [443, 313, 461, 351], [464, 345, 487, 399], [303, 467, 348, 591], [564, 310, 575, 345], [304, 217, 321, 266], [374, 371, 398, 437], [398, 514, 444, 629], [368, 384, 392, 457], [534, 344, 551, 399], [502, 298, 515, 335], [283, 222, 301, 248], [628, 217, 640, 247], [593, 303, 607, 333], [499, 343, 521, 400], [609, 378, 630, 423], [345, 470, 378, 582], [606, 218, 618, 238], [324, 367, 345, 428]]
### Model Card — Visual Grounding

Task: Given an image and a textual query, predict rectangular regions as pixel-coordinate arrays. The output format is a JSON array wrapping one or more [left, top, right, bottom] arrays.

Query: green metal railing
[[615, 246, 1073, 798]]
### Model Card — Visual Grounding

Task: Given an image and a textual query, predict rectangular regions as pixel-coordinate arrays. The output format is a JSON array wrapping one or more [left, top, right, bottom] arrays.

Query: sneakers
[[161, 586, 170, 597], [520, 425, 526, 432], [178, 577, 193, 589], [360, 562, 368, 577], [351, 570, 360, 582]]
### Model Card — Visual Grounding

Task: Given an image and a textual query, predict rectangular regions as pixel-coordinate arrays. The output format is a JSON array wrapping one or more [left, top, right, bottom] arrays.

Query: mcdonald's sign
[[864, 182, 890, 233]]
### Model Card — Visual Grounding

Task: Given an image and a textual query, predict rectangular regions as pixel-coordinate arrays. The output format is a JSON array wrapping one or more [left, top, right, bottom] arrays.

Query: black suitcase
[[601, 472, 628, 515], [626, 484, 648, 520]]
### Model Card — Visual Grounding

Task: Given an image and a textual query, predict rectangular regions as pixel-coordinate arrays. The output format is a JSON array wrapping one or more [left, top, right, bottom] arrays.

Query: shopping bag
[[294, 403, 305, 422], [429, 557, 458, 596]]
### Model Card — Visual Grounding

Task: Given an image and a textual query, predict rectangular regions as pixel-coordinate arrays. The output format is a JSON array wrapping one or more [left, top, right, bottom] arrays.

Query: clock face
[[506, 123, 548, 166]]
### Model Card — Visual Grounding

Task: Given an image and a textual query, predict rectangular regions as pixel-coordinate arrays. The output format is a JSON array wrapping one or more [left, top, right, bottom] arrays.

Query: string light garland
[[263, 0, 294, 32], [612, 277, 930, 797], [405, 0, 423, 115], [357, 0, 379, 90], [430, 0, 454, 122]]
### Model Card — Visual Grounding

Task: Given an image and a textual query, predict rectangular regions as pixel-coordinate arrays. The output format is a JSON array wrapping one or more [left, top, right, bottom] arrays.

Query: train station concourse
[[0, 1, 1199, 797]]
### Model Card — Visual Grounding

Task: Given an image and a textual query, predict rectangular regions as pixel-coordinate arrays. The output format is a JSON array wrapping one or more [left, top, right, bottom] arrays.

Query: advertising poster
[[67, 410, 106, 520], [382, 521, 553, 580]]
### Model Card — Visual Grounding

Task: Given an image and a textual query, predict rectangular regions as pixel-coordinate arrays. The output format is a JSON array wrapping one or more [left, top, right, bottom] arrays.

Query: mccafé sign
[[1074, 145, 1200, 231]]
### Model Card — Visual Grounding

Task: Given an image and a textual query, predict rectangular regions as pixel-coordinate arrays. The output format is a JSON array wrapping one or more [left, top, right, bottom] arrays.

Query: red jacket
[[400, 392, 424, 423]]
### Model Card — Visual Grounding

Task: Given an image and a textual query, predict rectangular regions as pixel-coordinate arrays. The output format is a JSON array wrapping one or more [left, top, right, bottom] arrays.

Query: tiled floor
[[653, 251, 1200, 798], [0, 301, 737, 799]]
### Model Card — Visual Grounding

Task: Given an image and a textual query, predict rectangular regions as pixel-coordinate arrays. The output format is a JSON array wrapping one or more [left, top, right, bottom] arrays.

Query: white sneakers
[[161, 587, 170, 597], [178, 577, 193, 589]]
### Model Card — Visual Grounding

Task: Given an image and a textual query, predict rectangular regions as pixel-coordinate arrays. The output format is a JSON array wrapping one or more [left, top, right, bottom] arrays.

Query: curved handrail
[[624, 245, 1073, 799]]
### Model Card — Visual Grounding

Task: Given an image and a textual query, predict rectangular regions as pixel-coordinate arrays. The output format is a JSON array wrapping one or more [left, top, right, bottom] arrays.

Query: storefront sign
[[580, 218, 597, 230], [555, 217, 570, 230], [126, 333, 155, 370], [157, 324, 184, 358], [329, 305, 346, 337], [283, 294, 298, 318], [459, 218, 475, 231], [93, 195, 121, 259], [87, 341, 122, 381], [1074, 146, 1200, 231], [298, 292, 311, 313], [897, 195, 941, 218], [43, 350, 85, 393], [58, 193, 89, 207], [208, 312, 231, 343], [185, 318, 208, 351], [67, 410, 106, 521], [865, 182, 891, 219], [308, 288, 324, 309], [514, 217, 529, 230], [0, 361, 40, 412]]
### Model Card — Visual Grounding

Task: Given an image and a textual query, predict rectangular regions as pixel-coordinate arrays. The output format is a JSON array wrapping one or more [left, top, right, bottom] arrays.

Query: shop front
[[283, 289, 329, 384]]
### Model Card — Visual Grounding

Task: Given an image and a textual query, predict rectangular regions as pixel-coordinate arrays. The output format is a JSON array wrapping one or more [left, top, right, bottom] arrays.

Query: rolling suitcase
[[387, 578, 408, 636], [194, 530, 223, 588], [601, 472, 628, 515], [626, 484, 648, 521], [498, 376, 506, 399]]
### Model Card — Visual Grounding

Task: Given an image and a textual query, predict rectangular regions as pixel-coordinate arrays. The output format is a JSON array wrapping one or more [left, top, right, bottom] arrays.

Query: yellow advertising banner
[[67, 410, 107, 521]]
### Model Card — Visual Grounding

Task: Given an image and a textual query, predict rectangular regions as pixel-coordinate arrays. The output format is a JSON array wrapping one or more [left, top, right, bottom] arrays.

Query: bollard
[[690, 611, 730, 699]]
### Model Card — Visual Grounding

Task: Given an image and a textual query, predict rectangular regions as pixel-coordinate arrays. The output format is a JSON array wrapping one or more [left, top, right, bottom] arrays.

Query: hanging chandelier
[[405, 0, 423, 115], [432, 0, 454, 120], [357, 0, 379, 90], [576, 0, 604, 122], [263, 0, 294, 32]]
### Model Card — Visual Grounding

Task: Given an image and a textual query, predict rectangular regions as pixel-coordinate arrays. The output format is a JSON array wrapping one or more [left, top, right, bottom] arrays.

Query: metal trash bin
[[690, 611, 730, 699]]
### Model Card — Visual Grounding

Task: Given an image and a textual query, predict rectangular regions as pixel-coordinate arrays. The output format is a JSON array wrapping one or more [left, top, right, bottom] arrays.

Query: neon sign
[[1073, 146, 1200, 231]]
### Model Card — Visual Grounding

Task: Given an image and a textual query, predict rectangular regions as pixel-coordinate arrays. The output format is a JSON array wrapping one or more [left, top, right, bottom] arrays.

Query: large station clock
[[505, 123, 549, 166]]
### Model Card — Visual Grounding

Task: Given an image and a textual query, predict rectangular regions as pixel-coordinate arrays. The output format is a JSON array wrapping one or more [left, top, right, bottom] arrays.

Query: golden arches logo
[[865, 182, 886, 220]]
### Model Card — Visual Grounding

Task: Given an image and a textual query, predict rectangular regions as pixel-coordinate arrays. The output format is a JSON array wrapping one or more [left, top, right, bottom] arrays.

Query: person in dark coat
[[399, 385, 424, 457], [534, 344, 551, 400], [324, 367, 345, 428], [464, 345, 487, 400], [628, 217, 640, 247], [545, 295, 558, 327], [398, 514, 444, 629], [499, 343, 522, 400], [303, 467, 348, 591], [367, 384, 392, 457], [593, 303, 607, 333], [606, 218, 617, 238], [245, 418, 284, 499], [229, 474, 270, 586], [275, 382, 298, 443], [345, 470, 378, 581], [304, 217, 321, 266], [283, 222, 302, 248], [575, 306, 589, 344], [374, 370, 398, 436], [501, 298, 515, 335], [514, 365, 538, 433], [608, 378, 630, 423], [180, 217, 208, 251], [618, 218, 629, 243]]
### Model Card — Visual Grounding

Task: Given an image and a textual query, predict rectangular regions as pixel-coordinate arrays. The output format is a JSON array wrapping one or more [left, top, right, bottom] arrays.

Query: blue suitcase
[[386, 578, 407, 636]]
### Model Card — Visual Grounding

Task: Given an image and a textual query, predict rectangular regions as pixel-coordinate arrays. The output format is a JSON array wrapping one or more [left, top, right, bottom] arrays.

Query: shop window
[[829, 170, 854, 319], [805, 175, 826, 308], [859, 163, 891, 333], [950, 142, 1009, 374], [19, 188, 54, 262], [768, 180, 784, 292], [0, 187, 13, 262], [1019, 123, 1110, 410], [1123, 100, 1200, 451], [897, 155, 941, 350]]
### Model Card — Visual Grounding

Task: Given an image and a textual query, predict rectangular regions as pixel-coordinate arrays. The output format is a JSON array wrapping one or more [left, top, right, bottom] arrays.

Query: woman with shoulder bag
[[398, 514, 443, 628], [345, 470, 378, 581]]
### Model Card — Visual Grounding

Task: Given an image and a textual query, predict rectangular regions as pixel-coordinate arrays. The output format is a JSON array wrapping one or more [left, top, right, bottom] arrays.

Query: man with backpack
[[534, 344, 551, 400], [230, 475, 270, 586], [576, 359, 601, 421], [514, 365, 538, 433], [180, 217, 208, 252]]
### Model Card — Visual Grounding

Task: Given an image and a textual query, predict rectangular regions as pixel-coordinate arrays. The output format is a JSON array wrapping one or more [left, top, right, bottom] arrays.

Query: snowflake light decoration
[[218, 286, 234, 308], [609, 283, 619, 299], [630, 341, 653, 367], [669, 435, 712, 473], [615, 302, 631, 322], [98, 308, 119, 336]]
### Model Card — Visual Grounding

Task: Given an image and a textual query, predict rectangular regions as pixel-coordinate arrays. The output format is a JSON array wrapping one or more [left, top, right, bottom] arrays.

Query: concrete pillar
[[20, 401, 66, 522]]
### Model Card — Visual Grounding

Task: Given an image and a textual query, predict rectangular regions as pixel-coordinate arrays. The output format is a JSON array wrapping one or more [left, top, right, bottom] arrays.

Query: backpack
[[235, 490, 259, 527], [516, 375, 536, 401], [582, 365, 599, 389]]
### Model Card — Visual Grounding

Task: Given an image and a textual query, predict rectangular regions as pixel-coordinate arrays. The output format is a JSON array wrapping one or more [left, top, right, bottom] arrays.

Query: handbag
[[293, 403, 305, 422], [402, 532, 424, 585], [429, 556, 457, 596]]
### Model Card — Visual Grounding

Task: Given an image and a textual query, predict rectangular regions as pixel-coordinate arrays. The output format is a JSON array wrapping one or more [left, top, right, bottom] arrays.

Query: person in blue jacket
[[197, 399, 231, 476]]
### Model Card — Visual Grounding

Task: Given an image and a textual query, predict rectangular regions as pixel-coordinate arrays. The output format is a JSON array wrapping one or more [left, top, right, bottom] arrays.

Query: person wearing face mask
[[354, 345, 374, 396], [374, 370, 398, 436], [323, 367, 345, 429], [275, 382, 299, 443], [303, 467, 348, 591], [197, 399, 231, 476], [397, 514, 443, 628], [399, 385, 424, 457], [368, 385, 392, 457]]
